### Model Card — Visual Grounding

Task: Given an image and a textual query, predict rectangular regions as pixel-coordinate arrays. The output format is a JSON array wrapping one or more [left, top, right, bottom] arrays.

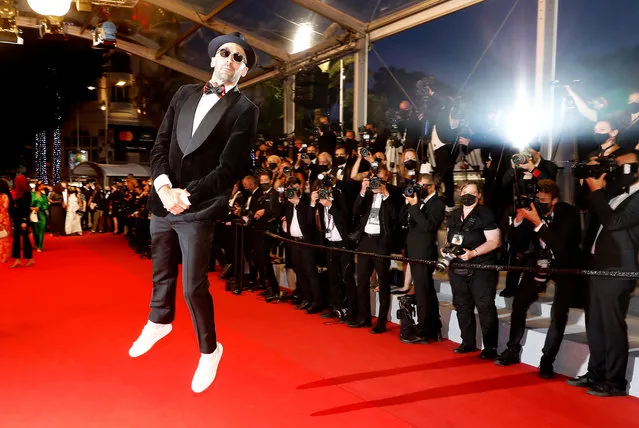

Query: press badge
[[451, 234, 464, 246]]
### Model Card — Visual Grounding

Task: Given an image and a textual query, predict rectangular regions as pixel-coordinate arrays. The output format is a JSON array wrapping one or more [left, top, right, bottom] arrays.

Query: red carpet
[[1, 233, 639, 428]]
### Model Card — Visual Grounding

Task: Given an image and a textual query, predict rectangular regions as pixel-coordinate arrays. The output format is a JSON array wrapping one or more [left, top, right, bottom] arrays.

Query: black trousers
[[253, 229, 279, 294], [326, 240, 356, 311], [290, 240, 321, 306], [148, 214, 217, 354], [450, 269, 499, 349], [587, 276, 635, 388], [356, 235, 391, 324], [11, 224, 33, 260], [507, 274, 578, 362], [411, 263, 442, 337], [434, 146, 455, 208]]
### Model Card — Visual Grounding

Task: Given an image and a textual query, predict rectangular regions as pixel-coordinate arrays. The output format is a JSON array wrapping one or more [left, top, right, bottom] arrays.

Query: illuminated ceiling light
[[87, 85, 96, 90], [115, 80, 127, 87], [26, 0, 71, 17], [100, 104, 106, 111], [292, 22, 313, 54]]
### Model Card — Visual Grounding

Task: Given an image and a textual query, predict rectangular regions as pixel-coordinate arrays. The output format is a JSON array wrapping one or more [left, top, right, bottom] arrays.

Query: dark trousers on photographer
[[506, 274, 578, 361], [327, 240, 356, 313], [586, 277, 635, 389], [450, 269, 499, 349], [434, 147, 455, 208], [250, 228, 279, 294], [290, 240, 322, 308], [356, 235, 391, 325], [411, 263, 442, 338]]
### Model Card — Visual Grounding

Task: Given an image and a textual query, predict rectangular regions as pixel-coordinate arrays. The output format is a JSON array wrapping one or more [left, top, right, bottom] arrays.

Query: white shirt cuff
[[513, 219, 523, 228], [154, 174, 172, 192], [534, 221, 545, 232]]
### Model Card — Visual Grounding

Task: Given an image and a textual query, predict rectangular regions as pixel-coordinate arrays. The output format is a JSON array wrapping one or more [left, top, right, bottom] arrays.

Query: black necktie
[[202, 81, 225, 96]]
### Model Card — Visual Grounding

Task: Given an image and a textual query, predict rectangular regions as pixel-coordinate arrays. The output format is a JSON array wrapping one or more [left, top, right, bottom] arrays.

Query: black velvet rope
[[263, 231, 639, 280]]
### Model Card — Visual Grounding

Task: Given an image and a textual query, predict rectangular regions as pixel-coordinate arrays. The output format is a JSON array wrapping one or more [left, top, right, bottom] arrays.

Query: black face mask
[[537, 202, 551, 216], [317, 165, 329, 173], [307, 153, 317, 161], [268, 162, 278, 170], [259, 183, 271, 191], [627, 103, 639, 115], [335, 156, 346, 166], [374, 157, 383, 164], [459, 194, 477, 206], [593, 133, 610, 146], [404, 160, 417, 170]]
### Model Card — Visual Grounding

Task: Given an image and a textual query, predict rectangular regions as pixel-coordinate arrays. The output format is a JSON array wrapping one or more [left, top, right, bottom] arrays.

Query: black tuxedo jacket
[[253, 187, 282, 230], [149, 84, 259, 220], [311, 188, 351, 242], [400, 194, 446, 260], [510, 201, 582, 269], [589, 189, 639, 270], [351, 191, 397, 249], [283, 196, 318, 243]]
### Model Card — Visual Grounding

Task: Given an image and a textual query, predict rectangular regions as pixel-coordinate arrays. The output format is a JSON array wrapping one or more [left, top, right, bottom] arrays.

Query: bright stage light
[[504, 92, 544, 151], [27, 0, 71, 17], [115, 80, 127, 87], [292, 22, 313, 54]]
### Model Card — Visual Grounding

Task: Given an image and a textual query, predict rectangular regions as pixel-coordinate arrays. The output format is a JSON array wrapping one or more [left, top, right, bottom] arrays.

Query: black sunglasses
[[217, 48, 246, 64]]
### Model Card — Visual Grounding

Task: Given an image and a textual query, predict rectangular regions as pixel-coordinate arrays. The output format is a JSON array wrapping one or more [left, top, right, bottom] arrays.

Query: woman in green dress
[[31, 181, 49, 252]]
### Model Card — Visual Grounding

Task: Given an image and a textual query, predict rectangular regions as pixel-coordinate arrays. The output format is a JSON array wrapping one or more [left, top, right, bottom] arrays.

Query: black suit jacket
[[149, 84, 259, 220], [311, 188, 351, 242], [352, 191, 397, 249], [511, 202, 582, 269], [400, 194, 446, 260], [589, 188, 639, 270], [283, 196, 318, 243], [253, 187, 282, 230]]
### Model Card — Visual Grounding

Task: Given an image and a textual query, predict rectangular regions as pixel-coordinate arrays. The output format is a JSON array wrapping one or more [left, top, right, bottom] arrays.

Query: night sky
[[0, 0, 638, 173]]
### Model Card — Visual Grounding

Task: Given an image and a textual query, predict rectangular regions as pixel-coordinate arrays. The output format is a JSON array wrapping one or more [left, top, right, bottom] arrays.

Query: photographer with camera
[[316, 115, 338, 155], [309, 173, 356, 321], [444, 182, 501, 358], [255, 172, 283, 302], [567, 149, 639, 397], [396, 100, 423, 151], [350, 146, 387, 182], [500, 140, 558, 298], [398, 173, 445, 343], [347, 165, 397, 333], [281, 176, 322, 314], [494, 180, 583, 379]]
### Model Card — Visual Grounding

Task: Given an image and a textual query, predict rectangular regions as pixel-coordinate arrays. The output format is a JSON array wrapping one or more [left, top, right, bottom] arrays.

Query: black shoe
[[400, 335, 427, 344], [538, 360, 555, 380], [340, 313, 356, 324], [479, 348, 498, 360], [232, 287, 242, 296], [289, 295, 302, 305], [586, 384, 627, 397], [348, 320, 372, 328], [296, 301, 310, 311], [567, 373, 598, 388], [454, 344, 478, 354], [320, 309, 337, 319], [495, 348, 520, 366], [306, 305, 322, 314], [265, 292, 281, 303], [370, 323, 387, 334]]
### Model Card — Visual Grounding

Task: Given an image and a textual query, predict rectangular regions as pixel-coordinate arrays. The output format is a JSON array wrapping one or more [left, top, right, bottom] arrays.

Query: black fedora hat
[[207, 32, 257, 69]]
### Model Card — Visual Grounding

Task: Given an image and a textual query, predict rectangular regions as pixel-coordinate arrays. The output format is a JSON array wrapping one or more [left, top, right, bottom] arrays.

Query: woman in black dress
[[48, 183, 65, 236]]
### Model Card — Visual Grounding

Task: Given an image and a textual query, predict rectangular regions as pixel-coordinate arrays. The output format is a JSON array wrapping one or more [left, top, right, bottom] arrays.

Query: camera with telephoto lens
[[514, 180, 539, 210], [436, 245, 466, 273], [572, 158, 618, 179], [285, 187, 299, 200], [512, 151, 532, 167], [369, 176, 383, 190], [533, 249, 553, 289], [282, 166, 292, 175]]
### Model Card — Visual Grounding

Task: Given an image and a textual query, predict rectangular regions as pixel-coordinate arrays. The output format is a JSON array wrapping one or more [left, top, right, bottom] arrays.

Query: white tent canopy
[[71, 162, 150, 187]]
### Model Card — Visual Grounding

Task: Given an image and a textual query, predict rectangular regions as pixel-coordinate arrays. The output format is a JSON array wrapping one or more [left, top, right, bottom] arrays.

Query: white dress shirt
[[324, 206, 343, 242], [153, 81, 236, 193], [290, 205, 303, 238], [364, 193, 385, 235]]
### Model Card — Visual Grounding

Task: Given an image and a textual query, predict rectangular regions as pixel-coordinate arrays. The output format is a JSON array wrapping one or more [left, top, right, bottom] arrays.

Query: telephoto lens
[[285, 187, 298, 199]]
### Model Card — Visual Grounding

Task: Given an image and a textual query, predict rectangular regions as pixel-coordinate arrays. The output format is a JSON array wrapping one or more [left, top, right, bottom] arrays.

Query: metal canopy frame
[[15, 0, 557, 135]]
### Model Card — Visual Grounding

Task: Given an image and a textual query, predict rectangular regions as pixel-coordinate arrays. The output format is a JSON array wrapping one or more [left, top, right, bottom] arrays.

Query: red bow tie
[[203, 81, 225, 96]]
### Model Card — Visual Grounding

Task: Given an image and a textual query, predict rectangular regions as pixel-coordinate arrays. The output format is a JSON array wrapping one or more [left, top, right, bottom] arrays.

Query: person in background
[[48, 183, 65, 236], [65, 186, 83, 236], [10, 175, 34, 268], [30, 181, 49, 252], [0, 178, 12, 263]]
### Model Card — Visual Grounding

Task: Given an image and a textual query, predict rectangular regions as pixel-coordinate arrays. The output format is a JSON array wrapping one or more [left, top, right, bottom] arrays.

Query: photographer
[[500, 141, 558, 298], [281, 177, 322, 314], [399, 174, 445, 343], [397, 100, 423, 151], [445, 182, 501, 358], [347, 165, 397, 334], [494, 180, 583, 380], [255, 172, 283, 302], [568, 149, 639, 397], [317, 115, 338, 154], [310, 174, 356, 321]]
